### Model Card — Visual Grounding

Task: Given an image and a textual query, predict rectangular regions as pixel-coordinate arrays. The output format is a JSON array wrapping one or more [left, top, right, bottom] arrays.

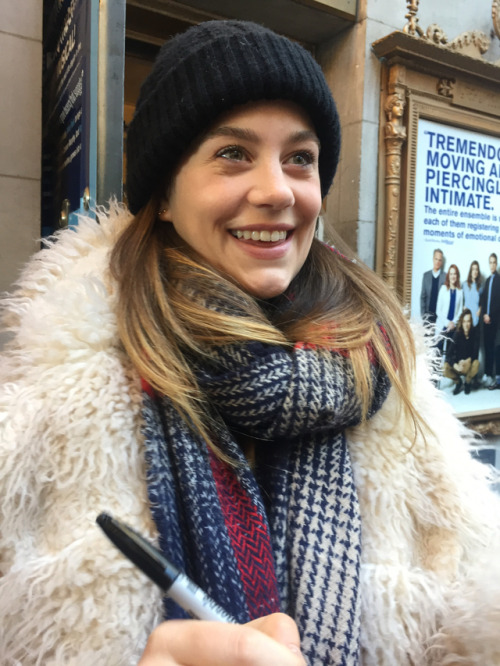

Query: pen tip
[[96, 512, 113, 528]]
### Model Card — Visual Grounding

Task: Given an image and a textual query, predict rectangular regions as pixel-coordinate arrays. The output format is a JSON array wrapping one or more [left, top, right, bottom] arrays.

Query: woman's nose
[[247, 160, 295, 210]]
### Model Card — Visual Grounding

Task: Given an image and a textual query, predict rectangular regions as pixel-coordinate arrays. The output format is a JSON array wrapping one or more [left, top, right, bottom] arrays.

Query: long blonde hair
[[110, 194, 423, 451]]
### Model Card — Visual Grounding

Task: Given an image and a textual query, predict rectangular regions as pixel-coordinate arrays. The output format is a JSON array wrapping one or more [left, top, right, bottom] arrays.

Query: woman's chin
[[240, 277, 292, 301]]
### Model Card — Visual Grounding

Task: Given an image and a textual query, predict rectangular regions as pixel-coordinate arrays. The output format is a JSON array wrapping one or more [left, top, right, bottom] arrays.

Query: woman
[[443, 308, 480, 395], [462, 260, 482, 327], [1, 21, 499, 666], [435, 264, 464, 351]]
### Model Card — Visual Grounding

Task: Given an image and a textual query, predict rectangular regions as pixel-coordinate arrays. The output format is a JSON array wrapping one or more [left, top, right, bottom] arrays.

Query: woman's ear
[[158, 199, 171, 221]]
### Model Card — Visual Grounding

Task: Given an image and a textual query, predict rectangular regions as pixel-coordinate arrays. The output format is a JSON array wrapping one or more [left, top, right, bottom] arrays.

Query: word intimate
[[424, 129, 500, 210]]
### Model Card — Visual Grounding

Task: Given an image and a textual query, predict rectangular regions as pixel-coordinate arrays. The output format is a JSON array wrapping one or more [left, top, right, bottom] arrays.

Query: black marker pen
[[96, 513, 236, 624]]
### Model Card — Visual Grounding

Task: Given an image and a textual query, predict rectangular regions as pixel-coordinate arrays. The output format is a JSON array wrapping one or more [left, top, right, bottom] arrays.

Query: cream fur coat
[[1, 208, 499, 666]]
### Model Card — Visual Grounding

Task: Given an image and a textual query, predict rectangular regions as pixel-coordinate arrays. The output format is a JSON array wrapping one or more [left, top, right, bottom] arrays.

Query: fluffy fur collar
[[1, 206, 499, 665]]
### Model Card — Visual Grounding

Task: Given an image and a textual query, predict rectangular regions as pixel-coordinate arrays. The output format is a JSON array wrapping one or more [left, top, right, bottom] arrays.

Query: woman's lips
[[228, 229, 294, 258]]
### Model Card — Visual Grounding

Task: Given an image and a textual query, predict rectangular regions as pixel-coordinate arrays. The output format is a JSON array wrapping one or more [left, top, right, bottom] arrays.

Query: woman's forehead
[[204, 100, 318, 137]]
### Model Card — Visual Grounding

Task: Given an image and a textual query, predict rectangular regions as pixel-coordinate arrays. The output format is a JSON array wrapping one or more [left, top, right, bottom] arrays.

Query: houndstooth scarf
[[142, 340, 390, 665]]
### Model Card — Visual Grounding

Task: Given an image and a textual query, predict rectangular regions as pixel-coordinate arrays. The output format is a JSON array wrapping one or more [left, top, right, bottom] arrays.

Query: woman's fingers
[[138, 614, 306, 666], [247, 612, 303, 657]]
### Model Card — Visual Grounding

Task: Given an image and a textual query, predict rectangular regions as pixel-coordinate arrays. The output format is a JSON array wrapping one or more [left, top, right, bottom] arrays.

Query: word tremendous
[[424, 130, 500, 209]]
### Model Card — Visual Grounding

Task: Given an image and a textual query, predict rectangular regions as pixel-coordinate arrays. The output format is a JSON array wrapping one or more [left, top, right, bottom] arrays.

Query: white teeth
[[231, 230, 288, 242]]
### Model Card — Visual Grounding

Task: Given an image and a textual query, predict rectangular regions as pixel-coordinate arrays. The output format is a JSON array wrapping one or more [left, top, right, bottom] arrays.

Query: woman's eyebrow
[[290, 130, 321, 149], [205, 126, 320, 148], [205, 126, 259, 142]]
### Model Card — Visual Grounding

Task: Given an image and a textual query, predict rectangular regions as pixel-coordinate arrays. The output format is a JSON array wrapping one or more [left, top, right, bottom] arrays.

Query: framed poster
[[373, 30, 500, 432], [402, 99, 500, 423]]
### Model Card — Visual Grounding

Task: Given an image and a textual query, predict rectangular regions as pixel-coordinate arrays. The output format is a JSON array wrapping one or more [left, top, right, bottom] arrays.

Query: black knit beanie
[[126, 20, 341, 215]]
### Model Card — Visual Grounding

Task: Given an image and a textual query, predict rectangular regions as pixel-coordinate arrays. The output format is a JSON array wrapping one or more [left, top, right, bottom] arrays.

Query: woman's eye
[[288, 151, 316, 166], [216, 146, 246, 161]]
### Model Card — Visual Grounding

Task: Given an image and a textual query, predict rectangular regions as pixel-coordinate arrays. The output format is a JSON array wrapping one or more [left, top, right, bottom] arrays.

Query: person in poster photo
[[443, 308, 480, 395], [480, 252, 500, 390], [435, 264, 463, 352], [462, 260, 482, 327], [420, 248, 446, 324]]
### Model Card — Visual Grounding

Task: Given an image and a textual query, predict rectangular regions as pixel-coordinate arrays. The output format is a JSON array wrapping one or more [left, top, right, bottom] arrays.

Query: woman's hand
[[138, 612, 306, 665]]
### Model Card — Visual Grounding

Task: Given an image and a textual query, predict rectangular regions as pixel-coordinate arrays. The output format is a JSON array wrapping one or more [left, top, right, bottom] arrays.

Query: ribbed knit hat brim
[[126, 20, 340, 214]]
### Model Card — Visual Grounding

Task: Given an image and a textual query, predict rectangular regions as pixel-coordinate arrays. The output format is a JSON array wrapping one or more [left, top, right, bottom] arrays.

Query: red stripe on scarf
[[140, 377, 156, 398], [208, 450, 281, 620]]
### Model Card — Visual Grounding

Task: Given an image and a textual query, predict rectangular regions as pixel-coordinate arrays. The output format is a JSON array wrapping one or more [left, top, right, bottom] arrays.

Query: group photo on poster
[[411, 119, 500, 416]]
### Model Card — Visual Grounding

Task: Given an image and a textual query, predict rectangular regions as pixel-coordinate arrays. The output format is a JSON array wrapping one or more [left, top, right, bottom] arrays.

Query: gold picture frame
[[373, 30, 500, 433]]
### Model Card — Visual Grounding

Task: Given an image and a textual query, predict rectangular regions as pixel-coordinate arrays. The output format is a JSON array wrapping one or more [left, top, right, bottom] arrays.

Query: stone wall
[[0, 0, 43, 346]]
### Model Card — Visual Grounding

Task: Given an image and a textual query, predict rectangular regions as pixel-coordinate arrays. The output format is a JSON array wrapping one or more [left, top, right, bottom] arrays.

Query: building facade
[[2, 0, 499, 284], [1, 0, 500, 442]]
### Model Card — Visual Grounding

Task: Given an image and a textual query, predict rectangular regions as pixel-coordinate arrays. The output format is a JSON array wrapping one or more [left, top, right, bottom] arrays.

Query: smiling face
[[159, 101, 322, 299], [471, 262, 479, 281], [462, 312, 472, 336], [490, 255, 498, 274], [449, 266, 458, 287], [433, 251, 443, 272]]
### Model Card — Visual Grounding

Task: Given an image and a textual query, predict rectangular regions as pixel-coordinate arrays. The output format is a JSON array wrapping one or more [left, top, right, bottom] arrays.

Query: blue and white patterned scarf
[[142, 340, 390, 665]]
